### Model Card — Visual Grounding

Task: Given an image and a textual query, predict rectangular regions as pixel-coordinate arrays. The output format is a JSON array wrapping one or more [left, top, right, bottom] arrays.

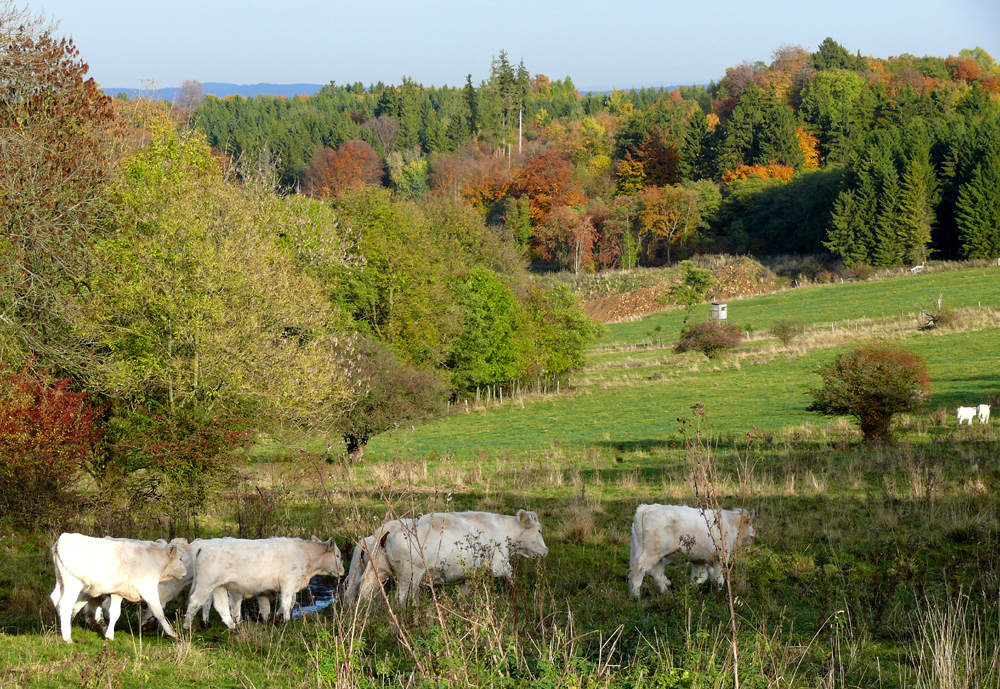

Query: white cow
[[978, 404, 991, 425], [957, 406, 977, 425], [628, 504, 755, 599], [84, 537, 195, 629], [49, 533, 189, 642], [343, 519, 411, 605], [183, 536, 344, 630], [381, 510, 549, 604]]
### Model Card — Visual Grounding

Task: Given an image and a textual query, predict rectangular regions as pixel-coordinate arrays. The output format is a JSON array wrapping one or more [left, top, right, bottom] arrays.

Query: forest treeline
[[177, 40, 1000, 270]]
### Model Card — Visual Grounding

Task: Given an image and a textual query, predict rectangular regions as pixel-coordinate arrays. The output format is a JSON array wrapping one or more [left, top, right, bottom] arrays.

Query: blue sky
[[35, 0, 1000, 92]]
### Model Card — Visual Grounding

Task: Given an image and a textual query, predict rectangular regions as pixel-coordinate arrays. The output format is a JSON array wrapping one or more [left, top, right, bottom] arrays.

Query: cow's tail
[[49, 538, 64, 608], [343, 540, 368, 605], [628, 505, 650, 577]]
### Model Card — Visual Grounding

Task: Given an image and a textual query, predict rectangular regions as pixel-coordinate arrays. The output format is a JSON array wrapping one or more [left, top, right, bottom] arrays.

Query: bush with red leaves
[[674, 321, 743, 359], [807, 344, 930, 442], [0, 367, 101, 525]]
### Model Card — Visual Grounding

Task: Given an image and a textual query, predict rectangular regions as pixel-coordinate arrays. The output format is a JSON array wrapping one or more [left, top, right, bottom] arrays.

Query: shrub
[[771, 318, 806, 346], [807, 343, 930, 442], [675, 321, 743, 359], [0, 367, 102, 526], [336, 336, 450, 461]]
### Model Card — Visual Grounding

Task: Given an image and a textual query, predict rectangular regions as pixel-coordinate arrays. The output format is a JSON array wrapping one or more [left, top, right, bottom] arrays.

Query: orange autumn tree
[[511, 149, 585, 226], [304, 140, 383, 198], [722, 161, 796, 184], [637, 184, 702, 264], [796, 127, 820, 169]]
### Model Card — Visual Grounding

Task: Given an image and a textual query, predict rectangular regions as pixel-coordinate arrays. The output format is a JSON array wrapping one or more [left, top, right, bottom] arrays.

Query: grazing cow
[[628, 504, 755, 599], [344, 519, 411, 605], [957, 406, 977, 425], [978, 404, 991, 425], [382, 510, 549, 604], [183, 536, 344, 630], [84, 538, 196, 629], [49, 533, 188, 642]]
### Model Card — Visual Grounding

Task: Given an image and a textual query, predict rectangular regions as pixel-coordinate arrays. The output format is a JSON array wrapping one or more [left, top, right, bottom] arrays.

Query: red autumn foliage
[[511, 149, 586, 226], [304, 140, 383, 198], [0, 366, 102, 524], [945, 56, 983, 84]]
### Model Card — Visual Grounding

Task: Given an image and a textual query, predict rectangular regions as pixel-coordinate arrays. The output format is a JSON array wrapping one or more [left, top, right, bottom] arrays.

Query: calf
[[957, 406, 977, 425], [382, 510, 548, 604], [343, 519, 411, 605], [183, 536, 343, 630], [978, 404, 991, 425], [628, 504, 755, 598], [50, 533, 188, 642]]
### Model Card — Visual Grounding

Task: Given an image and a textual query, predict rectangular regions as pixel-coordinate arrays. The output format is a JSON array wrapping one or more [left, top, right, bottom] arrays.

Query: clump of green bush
[[771, 317, 806, 346], [675, 321, 743, 359]]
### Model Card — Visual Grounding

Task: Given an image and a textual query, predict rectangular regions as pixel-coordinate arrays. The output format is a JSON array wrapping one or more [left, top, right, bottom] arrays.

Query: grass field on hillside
[[595, 266, 1000, 349]]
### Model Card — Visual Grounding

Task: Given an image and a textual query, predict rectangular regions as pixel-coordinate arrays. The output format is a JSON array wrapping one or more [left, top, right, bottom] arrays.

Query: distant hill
[[103, 83, 326, 101], [104, 82, 698, 101]]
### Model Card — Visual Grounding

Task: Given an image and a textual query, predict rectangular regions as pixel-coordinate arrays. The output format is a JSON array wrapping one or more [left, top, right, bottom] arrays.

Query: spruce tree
[[956, 148, 1000, 258]]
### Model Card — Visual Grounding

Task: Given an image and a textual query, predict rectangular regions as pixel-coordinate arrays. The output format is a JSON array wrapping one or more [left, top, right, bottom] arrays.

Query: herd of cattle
[[957, 404, 991, 425], [49, 505, 755, 643]]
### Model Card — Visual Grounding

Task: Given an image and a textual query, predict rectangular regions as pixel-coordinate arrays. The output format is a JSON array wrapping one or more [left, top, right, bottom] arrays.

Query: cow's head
[[160, 543, 188, 582], [732, 508, 756, 547], [312, 536, 346, 577], [514, 509, 549, 559]]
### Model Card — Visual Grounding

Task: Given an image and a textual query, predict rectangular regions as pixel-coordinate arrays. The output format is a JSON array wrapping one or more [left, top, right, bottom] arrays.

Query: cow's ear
[[311, 535, 321, 543], [518, 510, 537, 526], [168, 544, 178, 558]]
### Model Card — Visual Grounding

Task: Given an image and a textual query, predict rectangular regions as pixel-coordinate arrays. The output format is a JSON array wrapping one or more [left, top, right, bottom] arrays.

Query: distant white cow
[[183, 536, 343, 630], [382, 510, 549, 604], [978, 404, 991, 425], [958, 406, 977, 425], [343, 519, 411, 605], [50, 533, 188, 642], [628, 504, 755, 598]]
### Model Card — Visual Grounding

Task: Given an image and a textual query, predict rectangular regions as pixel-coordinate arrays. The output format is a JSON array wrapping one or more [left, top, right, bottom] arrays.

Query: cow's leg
[[628, 548, 665, 598], [690, 562, 710, 586], [257, 595, 271, 622], [104, 595, 123, 641], [49, 583, 61, 610], [395, 561, 423, 605], [212, 587, 236, 630], [277, 587, 296, 622], [57, 575, 85, 643], [184, 584, 213, 630], [138, 585, 177, 638], [227, 591, 243, 624], [649, 556, 673, 594]]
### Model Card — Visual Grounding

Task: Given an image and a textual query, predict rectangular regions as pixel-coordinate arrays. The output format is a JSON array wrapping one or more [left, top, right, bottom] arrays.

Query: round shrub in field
[[807, 343, 930, 442], [771, 317, 806, 346], [674, 321, 743, 359]]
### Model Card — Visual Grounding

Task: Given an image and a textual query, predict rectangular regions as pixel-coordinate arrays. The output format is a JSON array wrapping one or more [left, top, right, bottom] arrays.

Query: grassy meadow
[[2, 265, 1000, 688]]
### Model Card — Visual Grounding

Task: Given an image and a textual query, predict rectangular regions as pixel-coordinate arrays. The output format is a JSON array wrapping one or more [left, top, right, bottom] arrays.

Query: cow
[[49, 533, 189, 642], [381, 510, 548, 604], [183, 536, 344, 630], [978, 404, 991, 425], [83, 537, 195, 630], [628, 504, 755, 599], [957, 406, 977, 425], [343, 519, 411, 605]]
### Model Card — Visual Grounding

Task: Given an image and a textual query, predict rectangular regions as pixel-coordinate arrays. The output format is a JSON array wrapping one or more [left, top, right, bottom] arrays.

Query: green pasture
[[596, 267, 1000, 348], [369, 326, 999, 463]]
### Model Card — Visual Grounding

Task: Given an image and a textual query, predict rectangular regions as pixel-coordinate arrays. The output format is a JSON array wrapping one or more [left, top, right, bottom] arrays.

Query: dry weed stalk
[[682, 403, 753, 689]]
